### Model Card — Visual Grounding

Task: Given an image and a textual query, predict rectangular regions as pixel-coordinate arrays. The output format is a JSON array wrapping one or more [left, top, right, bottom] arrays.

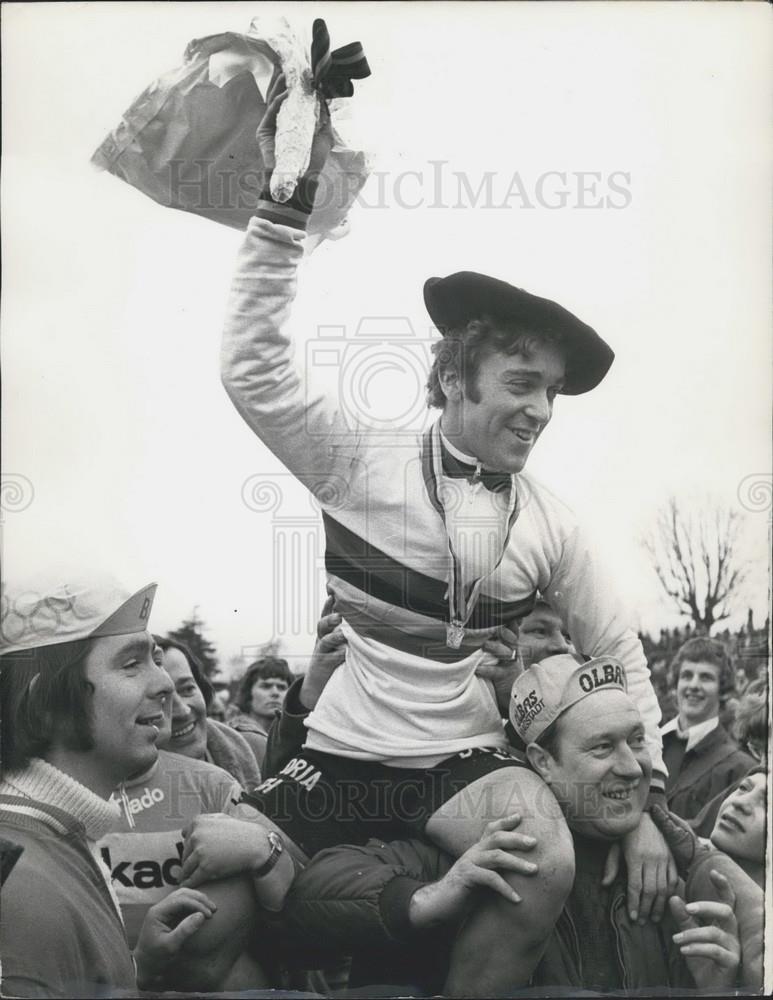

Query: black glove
[[649, 803, 712, 881]]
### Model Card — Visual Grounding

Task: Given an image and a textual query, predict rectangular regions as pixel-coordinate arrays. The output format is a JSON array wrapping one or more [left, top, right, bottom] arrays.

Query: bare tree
[[642, 498, 748, 634]]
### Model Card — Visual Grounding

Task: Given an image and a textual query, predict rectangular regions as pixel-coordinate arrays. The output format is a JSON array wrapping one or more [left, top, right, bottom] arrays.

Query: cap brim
[[91, 583, 157, 639]]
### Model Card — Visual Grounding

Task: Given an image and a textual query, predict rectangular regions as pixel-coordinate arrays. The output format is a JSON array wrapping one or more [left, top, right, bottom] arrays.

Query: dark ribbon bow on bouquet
[[310, 18, 371, 99]]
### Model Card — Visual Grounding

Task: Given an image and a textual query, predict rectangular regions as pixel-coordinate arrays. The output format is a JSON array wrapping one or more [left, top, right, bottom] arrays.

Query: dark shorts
[[243, 744, 528, 858]]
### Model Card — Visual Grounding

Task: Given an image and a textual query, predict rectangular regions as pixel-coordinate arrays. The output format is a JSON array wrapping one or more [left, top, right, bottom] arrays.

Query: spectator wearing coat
[[660, 638, 754, 821]]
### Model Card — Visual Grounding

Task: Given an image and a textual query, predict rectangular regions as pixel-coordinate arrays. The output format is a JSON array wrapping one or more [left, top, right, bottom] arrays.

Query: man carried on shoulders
[[222, 68, 673, 993]]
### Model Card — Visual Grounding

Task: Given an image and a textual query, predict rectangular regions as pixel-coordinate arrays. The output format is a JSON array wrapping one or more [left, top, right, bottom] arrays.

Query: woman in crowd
[[228, 655, 294, 769]]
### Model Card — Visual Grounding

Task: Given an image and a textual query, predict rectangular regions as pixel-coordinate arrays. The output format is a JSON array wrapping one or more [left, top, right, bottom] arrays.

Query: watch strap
[[253, 830, 283, 878]]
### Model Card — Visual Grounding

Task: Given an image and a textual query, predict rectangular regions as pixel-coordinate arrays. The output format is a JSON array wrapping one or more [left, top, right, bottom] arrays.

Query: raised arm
[[220, 72, 360, 490]]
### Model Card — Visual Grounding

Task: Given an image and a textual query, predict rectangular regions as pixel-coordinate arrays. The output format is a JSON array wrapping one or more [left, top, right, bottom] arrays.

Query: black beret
[[423, 271, 614, 395]]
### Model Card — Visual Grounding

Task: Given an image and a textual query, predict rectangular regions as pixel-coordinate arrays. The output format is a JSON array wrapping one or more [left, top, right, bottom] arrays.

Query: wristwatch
[[253, 830, 284, 878]]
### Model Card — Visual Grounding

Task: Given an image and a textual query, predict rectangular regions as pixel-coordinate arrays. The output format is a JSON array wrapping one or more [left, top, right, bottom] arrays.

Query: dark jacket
[[206, 717, 262, 791], [535, 880, 687, 991], [663, 722, 755, 820], [278, 836, 454, 992], [685, 844, 763, 990], [279, 833, 696, 994], [226, 711, 270, 771], [263, 677, 310, 778], [0, 808, 136, 998]]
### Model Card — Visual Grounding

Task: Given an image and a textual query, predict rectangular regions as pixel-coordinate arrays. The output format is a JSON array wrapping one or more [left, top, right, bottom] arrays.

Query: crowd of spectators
[[1, 577, 767, 997], [4, 31, 768, 997]]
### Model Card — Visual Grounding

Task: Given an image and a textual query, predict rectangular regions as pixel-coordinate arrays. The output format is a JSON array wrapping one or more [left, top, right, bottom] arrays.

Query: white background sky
[[3, 2, 771, 676]]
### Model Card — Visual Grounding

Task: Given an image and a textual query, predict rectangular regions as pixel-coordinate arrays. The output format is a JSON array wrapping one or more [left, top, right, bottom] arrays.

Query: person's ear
[[438, 365, 462, 403], [526, 742, 554, 783]]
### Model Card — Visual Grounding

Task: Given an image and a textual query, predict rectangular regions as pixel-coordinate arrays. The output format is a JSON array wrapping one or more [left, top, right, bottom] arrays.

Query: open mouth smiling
[[135, 713, 164, 733], [602, 786, 636, 802]]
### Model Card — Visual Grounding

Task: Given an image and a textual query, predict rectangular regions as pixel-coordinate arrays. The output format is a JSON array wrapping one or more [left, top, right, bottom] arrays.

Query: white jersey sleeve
[[220, 217, 362, 493], [544, 523, 666, 784]]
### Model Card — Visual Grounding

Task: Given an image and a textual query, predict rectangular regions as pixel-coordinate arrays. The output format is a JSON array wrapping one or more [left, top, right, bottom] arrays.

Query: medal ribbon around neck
[[421, 423, 520, 648]]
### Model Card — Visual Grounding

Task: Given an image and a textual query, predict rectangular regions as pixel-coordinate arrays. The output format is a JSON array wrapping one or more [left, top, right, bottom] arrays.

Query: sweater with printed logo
[[98, 750, 242, 948]]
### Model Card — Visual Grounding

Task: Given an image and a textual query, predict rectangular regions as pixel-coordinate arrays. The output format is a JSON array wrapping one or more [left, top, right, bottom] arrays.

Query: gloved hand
[[649, 803, 712, 881], [256, 67, 334, 213]]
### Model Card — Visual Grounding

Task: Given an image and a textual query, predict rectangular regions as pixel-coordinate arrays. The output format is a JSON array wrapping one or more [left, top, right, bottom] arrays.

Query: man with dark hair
[[156, 636, 262, 789], [660, 637, 754, 820], [98, 637, 299, 992], [229, 656, 294, 768], [0, 575, 220, 996], [220, 71, 672, 993]]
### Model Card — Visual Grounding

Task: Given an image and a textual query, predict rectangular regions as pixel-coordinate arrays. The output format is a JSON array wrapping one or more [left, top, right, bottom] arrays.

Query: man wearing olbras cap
[[220, 73, 670, 993], [0, 575, 221, 996], [511, 655, 742, 992], [273, 655, 740, 993]]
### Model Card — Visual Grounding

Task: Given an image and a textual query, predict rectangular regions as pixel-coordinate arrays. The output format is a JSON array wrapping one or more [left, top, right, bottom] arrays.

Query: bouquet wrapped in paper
[[92, 17, 370, 237]]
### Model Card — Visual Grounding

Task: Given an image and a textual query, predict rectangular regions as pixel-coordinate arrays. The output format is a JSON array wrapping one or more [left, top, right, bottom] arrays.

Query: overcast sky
[[3, 2, 771, 675]]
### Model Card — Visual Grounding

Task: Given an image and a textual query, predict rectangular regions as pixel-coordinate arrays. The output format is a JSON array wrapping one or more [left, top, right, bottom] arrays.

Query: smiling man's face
[[536, 689, 652, 840], [676, 659, 721, 728], [85, 630, 172, 788], [441, 340, 566, 473]]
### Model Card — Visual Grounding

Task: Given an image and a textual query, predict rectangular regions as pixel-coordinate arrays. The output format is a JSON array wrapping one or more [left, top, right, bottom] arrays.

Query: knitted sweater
[[221, 217, 665, 778], [0, 759, 136, 997]]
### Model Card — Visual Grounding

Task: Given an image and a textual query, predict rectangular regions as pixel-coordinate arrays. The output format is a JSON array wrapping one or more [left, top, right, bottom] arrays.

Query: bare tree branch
[[641, 497, 750, 634]]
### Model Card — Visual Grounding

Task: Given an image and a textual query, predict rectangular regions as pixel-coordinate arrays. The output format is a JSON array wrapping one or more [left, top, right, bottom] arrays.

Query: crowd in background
[[1, 581, 768, 997]]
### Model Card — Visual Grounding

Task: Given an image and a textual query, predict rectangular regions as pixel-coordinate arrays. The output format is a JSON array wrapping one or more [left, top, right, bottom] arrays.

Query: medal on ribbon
[[446, 619, 466, 649], [422, 423, 520, 650]]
